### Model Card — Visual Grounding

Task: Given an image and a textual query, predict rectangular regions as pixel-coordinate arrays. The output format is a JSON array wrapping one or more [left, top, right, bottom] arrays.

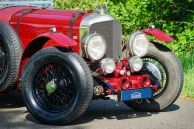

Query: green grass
[[179, 53, 194, 98]]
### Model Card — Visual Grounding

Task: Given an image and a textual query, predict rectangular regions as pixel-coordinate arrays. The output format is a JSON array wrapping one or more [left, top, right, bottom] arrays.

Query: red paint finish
[[98, 58, 157, 95], [104, 75, 151, 93], [34, 32, 77, 48], [0, 6, 34, 22], [0, 6, 89, 90], [0, 6, 88, 52], [142, 28, 174, 42], [0, 6, 162, 93]]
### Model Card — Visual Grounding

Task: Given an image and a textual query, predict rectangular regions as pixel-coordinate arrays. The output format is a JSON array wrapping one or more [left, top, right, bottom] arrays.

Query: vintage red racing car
[[0, 5, 183, 124]]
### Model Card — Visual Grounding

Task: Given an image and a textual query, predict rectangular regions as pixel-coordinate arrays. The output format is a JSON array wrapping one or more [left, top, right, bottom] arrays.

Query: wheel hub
[[46, 79, 57, 94]]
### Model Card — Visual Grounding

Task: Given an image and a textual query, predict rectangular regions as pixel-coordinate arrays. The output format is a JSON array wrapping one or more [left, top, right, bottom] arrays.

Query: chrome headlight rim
[[127, 31, 149, 57], [82, 33, 107, 61], [128, 56, 143, 72], [100, 58, 116, 74]]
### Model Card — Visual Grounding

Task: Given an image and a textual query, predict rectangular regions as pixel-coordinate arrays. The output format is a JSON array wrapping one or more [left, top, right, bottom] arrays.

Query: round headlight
[[128, 56, 143, 72], [83, 33, 106, 60], [100, 58, 116, 74], [127, 32, 149, 57]]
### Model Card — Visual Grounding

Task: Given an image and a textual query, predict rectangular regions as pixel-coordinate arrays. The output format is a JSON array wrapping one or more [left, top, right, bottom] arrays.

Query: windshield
[[0, 0, 53, 9]]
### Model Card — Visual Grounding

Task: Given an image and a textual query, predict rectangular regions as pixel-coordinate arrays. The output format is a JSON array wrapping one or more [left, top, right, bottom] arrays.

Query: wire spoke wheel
[[22, 48, 93, 124], [0, 22, 22, 92], [142, 55, 168, 98], [124, 43, 183, 111], [33, 63, 76, 113]]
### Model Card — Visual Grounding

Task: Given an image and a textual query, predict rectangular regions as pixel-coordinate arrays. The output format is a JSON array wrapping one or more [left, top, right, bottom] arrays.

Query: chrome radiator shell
[[80, 13, 122, 59]]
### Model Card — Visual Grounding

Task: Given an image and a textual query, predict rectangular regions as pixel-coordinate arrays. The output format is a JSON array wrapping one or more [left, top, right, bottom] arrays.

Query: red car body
[[0, 6, 173, 90], [0, 5, 183, 124], [0, 6, 86, 83]]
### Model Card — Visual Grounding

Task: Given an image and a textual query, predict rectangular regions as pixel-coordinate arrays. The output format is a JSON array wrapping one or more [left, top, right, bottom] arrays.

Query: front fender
[[142, 28, 174, 43], [19, 32, 78, 90], [35, 32, 77, 47]]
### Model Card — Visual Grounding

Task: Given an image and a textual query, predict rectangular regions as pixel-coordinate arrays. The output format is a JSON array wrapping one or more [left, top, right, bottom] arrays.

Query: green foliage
[[55, 0, 194, 55], [180, 54, 194, 98]]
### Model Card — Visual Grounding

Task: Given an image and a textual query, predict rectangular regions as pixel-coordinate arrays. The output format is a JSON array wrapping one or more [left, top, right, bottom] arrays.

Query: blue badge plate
[[118, 88, 153, 101]]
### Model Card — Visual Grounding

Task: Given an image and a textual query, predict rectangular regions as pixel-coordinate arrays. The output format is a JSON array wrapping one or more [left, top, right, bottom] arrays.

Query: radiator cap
[[96, 5, 108, 15]]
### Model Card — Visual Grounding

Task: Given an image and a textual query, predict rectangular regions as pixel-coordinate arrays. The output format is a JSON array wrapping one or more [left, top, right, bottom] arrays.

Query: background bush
[[55, 0, 194, 56]]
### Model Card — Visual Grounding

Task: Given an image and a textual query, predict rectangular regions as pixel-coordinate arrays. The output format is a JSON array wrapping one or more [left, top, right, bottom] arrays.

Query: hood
[[0, 6, 85, 26], [0, 6, 34, 22]]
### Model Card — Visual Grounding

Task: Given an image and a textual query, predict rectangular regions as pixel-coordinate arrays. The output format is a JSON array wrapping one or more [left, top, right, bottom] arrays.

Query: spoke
[[46, 64, 55, 79], [142, 56, 168, 97], [33, 63, 75, 112], [53, 91, 67, 105]]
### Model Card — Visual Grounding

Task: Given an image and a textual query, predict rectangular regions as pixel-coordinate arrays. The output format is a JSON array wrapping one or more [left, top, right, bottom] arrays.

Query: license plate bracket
[[118, 88, 153, 101]]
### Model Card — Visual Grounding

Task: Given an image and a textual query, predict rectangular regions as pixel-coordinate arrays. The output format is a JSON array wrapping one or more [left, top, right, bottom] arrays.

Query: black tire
[[0, 22, 22, 92], [21, 47, 93, 124], [125, 43, 184, 111]]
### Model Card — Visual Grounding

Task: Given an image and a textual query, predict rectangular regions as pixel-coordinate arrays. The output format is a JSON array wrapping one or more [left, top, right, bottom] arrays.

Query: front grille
[[89, 20, 122, 59]]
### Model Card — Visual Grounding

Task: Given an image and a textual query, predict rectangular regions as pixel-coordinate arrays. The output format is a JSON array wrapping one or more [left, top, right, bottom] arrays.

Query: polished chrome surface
[[82, 33, 107, 60], [144, 62, 162, 81], [80, 13, 115, 30], [100, 58, 116, 74], [127, 31, 149, 57], [96, 5, 108, 15], [80, 12, 122, 59], [128, 56, 143, 72], [89, 21, 122, 59], [80, 13, 115, 40], [127, 31, 144, 52]]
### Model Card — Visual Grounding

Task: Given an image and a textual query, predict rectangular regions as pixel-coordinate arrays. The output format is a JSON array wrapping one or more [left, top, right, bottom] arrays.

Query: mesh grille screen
[[89, 20, 122, 59]]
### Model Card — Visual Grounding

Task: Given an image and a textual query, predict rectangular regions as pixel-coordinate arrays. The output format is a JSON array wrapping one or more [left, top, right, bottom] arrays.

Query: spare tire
[[0, 22, 22, 92]]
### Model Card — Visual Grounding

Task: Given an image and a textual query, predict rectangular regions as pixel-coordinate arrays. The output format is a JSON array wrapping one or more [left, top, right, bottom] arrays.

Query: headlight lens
[[83, 33, 106, 60], [100, 58, 116, 74], [127, 32, 149, 57], [128, 56, 143, 72]]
